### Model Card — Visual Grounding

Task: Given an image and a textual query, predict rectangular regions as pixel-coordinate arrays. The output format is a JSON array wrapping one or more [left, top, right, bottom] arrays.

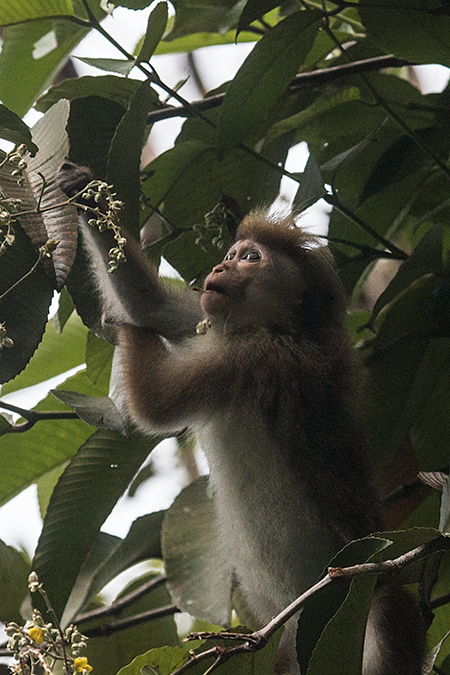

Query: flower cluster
[[79, 181, 126, 273], [0, 143, 29, 186], [0, 322, 13, 350], [5, 573, 93, 675], [193, 201, 239, 252]]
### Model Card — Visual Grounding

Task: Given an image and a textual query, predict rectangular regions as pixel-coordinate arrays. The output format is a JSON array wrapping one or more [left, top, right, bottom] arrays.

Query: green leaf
[[370, 225, 444, 327], [0, 104, 38, 154], [305, 575, 378, 675], [108, 81, 159, 238], [0, 219, 54, 384], [0, 540, 30, 623], [359, 0, 450, 67], [162, 476, 233, 626], [85, 332, 114, 386], [154, 28, 260, 54], [117, 646, 190, 675], [0, 0, 73, 25], [166, 0, 244, 39], [55, 287, 75, 332], [32, 428, 157, 619], [36, 462, 69, 518], [86, 574, 179, 675], [217, 10, 321, 152], [237, 0, 281, 35], [1, 313, 87, 395], [136, 2, 169, 65], [61, 510, 165, 625], [36, 74, 142, 113], [51, 390, 127, 434], [297, 536, 391, 675], [76, 57, 135, 76], [292, 154, 326, 213], [0, 19, 90, 117], [267, 86, 362, 143], [0, 372, 105, 506], [142, 132, 286, 264]]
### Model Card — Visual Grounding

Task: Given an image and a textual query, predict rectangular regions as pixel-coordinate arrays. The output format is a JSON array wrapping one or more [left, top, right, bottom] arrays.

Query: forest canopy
[[1, 1, 450, 674]]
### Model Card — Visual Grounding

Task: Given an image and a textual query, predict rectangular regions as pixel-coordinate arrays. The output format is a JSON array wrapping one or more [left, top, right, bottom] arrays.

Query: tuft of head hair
[[236, 211, 315, 259], [237, 210, 347, 333]]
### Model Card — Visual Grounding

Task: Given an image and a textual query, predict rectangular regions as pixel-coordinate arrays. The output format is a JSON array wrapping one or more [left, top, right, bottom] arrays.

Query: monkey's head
[[201, 211, 346, 336]]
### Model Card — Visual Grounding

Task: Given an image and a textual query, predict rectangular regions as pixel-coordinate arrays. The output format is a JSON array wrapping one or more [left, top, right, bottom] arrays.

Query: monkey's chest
[[196, 418, 341, 622]]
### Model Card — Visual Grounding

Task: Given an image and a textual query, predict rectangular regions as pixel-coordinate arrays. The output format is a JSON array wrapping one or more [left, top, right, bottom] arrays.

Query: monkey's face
[[201, 239, 306, 332]]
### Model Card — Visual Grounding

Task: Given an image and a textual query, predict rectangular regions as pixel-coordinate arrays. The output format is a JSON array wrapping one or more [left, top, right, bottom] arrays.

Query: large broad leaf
[[28, 100, 79, 291], [135, 2, 169, 65], [84, 573, 179, 675], [0, 100, 80, 382], [369, 225, 444, 327], [301, 528, 439, 675], [32, 428, 159, 619], [0, 218, 54, 383], [0, 13, 93, 117], [166, 0, 244, 39], [0, 366, 111, 506], [0, 540, 30, 623], [237, 0, 281, 35], [107, 81, 159, 239], [217, 10, 321, 152], [363, 273, 450, 471], [292, 154, 326, 214], [0, 0, 73, 25], [162, 476, 233, 627], [62, 511, 165, 625], [297, 536, 391, 675], [36, 75, 142, 113], [359, 0, 450, 68], [1, 313, 87, 395], [0, 104, 38, 154], [51, 390, 127, 434]]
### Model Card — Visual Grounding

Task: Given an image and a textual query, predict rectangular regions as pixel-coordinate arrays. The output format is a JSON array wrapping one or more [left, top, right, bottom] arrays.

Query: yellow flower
[[28, 626, 44, 644], [73, 657, 93, 673]]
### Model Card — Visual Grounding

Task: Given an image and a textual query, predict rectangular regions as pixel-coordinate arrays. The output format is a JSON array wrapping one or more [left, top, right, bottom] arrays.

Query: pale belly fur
[[196, 416, 341, 629]]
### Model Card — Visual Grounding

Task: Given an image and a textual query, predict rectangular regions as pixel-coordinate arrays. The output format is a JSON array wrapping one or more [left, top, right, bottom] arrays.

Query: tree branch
[[145, 55, 412, 124], [173, 536, 450, 675]]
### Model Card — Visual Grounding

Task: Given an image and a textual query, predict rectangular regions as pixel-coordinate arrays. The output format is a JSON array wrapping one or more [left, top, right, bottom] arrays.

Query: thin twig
[[325, 192, 408, 259], [0, 400, 78, 432], [37, 585, 71, 675], [75, 575, 166, 623], [430, 591, 450, 611], [81, 604, 179, 638], [0, 248, 45, 301]]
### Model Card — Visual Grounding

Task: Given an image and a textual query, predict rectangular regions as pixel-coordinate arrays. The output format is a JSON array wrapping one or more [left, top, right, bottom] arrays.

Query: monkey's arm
[[118, 324, 232, 433], [58, 161, 203, 341]]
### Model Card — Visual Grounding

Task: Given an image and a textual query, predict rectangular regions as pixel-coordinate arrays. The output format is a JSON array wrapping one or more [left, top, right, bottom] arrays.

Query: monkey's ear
[[57, 161, 94, 198]]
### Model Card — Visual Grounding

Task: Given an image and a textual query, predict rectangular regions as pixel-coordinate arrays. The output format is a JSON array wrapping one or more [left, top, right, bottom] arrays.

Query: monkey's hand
[[57, 161, 94, 200]]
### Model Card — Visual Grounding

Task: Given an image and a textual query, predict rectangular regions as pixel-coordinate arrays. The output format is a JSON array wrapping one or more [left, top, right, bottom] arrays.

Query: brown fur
[[57, 162, 425, 675]]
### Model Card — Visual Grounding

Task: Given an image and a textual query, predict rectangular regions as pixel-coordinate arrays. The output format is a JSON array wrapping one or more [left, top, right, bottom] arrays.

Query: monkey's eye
[[244, 250, 261, 261], [224, 251, 236, 261]]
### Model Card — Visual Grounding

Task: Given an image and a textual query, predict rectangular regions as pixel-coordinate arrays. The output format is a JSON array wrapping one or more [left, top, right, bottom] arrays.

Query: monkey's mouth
[[204, 282, 225, 294]]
